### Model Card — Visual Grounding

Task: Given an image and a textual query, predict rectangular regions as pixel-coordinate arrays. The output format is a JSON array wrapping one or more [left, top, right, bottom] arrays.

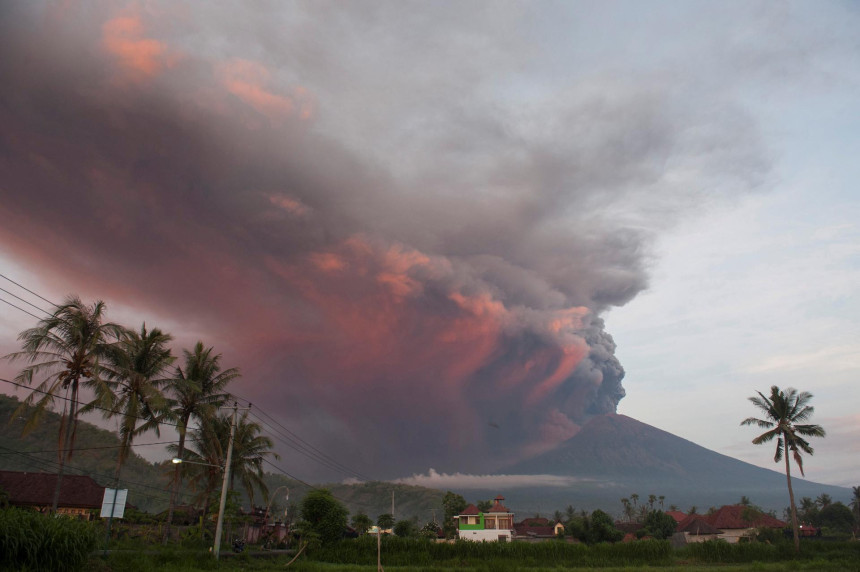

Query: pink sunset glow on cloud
[[0, 1, 772, 480], [218, 59, 316, 122], [102, 13, 175, 79]]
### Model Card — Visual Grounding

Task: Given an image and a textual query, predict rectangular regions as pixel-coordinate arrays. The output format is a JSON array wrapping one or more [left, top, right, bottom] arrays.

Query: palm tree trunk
[[784, 446, 800, 553], [114, 430, 129, 483], [163, 421, 187, 543], [51, 382, 78, 513]]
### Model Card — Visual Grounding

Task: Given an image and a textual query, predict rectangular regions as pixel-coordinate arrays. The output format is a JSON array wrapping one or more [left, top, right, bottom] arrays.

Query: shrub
[[0, 508, 99, 571]]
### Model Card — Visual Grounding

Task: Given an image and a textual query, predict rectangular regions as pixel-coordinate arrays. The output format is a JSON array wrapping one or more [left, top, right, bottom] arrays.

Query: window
[[485, 517, 496, 529]]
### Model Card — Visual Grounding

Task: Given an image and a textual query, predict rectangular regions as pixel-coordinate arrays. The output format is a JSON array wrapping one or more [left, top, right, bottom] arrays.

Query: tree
[[818, 502, 855, 534], [164, 342, 239, 540], [740, 496, 751, 506], [442, 491, 466, 538], [172, 409, 276, 508], [476, 499, 492, 512], [420, 521, 441, 539], [5, 296, 126, 512], [585, 510, 623, 544], [620, 498, 634, 522], [351, 512, 373, 535], [393, 519, 417, 537], [300, 489, 348, 545], [741, 385, 826, 553], [851, 486, 860, 535], [85, 324, 174, 482], [851, 486, 860, 513], [642, 510, 678, 540], [377, 513, 395, 530], [816, 494, 832, 509]]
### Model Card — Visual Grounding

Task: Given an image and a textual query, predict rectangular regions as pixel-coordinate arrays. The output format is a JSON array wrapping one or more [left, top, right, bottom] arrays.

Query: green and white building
[[454, 495, 515, 542]]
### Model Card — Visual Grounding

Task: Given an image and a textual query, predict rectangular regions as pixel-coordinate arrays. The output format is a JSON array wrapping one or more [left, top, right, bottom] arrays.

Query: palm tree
[[5, 296, 125, 512], [851, 486, 860, 539], [163, 342, 239, 540], [741, 385, 826, 553], [815, 494, 832, 509], [84, 324, 174, 482], [170, 410, 276, 517]]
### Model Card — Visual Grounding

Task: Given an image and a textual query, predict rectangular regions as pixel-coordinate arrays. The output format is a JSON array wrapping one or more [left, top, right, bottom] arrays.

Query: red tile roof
[[703, 505, 786, 530], [676, 514, 722, 535], [0, 470, 108, 510], [487, 499, 510, 513], [460, 504, 480, 515], [514, 525, 556, 538], [666, 510, 687, 523]]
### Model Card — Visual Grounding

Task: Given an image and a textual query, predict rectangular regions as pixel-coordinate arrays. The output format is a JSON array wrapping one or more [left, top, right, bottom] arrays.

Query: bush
[[0, 508, 99, 571]]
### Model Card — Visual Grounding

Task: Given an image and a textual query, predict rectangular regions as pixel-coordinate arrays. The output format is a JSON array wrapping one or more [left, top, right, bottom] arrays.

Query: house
[[455, 495, 515, 542], [665, 510, 687, 523], [675, 514, 723, 543], [514, 517, 564, 541], [0, 470, 113, 520], [700, 505, 786, 543]]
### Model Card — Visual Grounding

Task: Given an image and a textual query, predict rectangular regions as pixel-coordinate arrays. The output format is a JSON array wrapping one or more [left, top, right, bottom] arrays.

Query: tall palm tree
[[5, 296, 125, 512], [851, 486, 860, 538], [741, 385, 826, 553], [84, 324, 174, 482], [169, 410, 276, 519], [163, 342, 238, 540]]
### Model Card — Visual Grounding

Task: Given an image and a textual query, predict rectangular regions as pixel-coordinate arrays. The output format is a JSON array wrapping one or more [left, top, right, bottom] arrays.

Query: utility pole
[[391, 489, 395, 520], [213, 402, 238, 560]]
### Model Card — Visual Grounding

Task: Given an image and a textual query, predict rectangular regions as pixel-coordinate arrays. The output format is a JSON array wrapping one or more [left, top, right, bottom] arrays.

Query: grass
[[91, 540, 860, 572]]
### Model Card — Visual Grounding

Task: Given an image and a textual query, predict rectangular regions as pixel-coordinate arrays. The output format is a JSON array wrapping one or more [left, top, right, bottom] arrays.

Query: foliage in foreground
[[0, 508, 99, 571], [311, 536, 673, 567]]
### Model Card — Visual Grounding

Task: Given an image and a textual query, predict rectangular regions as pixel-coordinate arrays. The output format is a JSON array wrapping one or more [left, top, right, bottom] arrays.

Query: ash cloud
[[0, 2, 769, 478]]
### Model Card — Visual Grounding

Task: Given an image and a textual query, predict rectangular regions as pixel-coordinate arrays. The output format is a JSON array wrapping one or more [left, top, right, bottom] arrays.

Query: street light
[[171, 458, 223, 469]]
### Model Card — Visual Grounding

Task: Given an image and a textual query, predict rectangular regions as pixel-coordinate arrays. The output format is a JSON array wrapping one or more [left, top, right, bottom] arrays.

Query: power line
[[0, 437, 203, 456], [0, 444, 198, 507], [0, 377, 186, 430], [0, 272, 57, 306], [0, 296, 42, 320], [0, 275, 380, 495], [230, 391, 375, 482], [0, 286, 50, 315]]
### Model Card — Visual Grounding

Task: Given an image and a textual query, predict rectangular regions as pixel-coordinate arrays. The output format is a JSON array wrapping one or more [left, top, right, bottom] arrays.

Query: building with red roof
[[455, 495, 515, 542], [699, 505, 786, 543], [0, 470, 114, 520]]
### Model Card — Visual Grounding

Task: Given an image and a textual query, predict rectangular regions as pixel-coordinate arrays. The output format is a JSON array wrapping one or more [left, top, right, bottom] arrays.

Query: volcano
[[478, 414, 850, 514]]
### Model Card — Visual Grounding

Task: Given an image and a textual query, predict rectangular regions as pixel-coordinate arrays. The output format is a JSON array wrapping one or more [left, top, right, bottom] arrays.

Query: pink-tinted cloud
[[102, 13, 175, 79], [217, 59, 316, 121], [1, 2, 755, 479]]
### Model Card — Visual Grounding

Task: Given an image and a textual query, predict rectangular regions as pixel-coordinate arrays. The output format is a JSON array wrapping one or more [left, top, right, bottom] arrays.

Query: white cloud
[[390, 468, 588, 489]]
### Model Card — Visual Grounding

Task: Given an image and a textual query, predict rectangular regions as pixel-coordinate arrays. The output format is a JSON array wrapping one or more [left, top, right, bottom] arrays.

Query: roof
[[487, 499, 510, 513], [514, 525, 556, 537], [666, 510, 687, 523], [0, 470, 108, 510], [460, 504, 480, 516], [676, 515, 722, 535], [703, 505, 786, 530]]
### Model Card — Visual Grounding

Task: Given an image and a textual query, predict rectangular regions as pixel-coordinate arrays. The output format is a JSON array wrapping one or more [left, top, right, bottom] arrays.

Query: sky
[[0, 1, 857, 488]]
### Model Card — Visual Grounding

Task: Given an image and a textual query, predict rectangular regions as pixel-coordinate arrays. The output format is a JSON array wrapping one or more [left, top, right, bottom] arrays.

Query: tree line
[[4, 295, 276, 541]]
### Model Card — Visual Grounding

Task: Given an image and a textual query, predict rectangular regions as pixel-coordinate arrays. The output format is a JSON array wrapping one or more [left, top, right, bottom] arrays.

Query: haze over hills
[[474, 414, 851, 515], [2, 393, 850, 522]]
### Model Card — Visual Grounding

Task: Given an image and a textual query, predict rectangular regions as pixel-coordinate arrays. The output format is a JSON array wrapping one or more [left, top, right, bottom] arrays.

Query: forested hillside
[[1, 394, 448, 522], [0, 394, 172, 512]]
